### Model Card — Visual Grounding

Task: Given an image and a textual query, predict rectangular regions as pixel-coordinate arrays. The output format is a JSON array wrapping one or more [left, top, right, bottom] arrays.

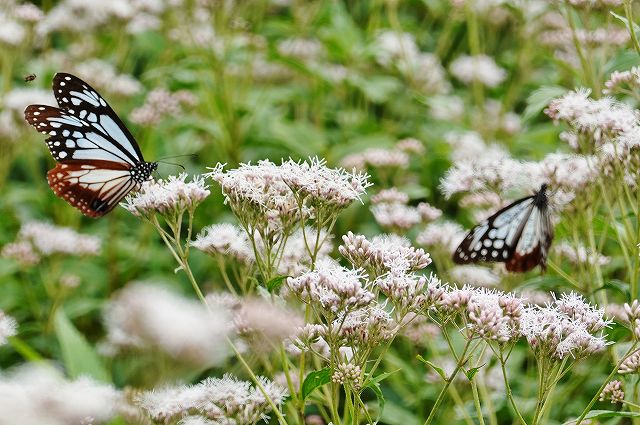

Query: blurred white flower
[[555, 241, 610, 266], [0, 364, 119, 425], [0, 311, 17, 345], [3, 88, 55, 114], [449, 265, 500, 288], [371, 203, 423, 231], [398, 53, 451, 94], [444, 131, 508, 163], [277, 37, 324, 62], [1, 240, 40, 266], [371, 188, 409, 205], [277, 227, 333, 276], [450, 54, 507, 88], [15, 221, 101, 256], [396, 138, 425, 154], [191, 223, 254, 265], [417, 221, 466, 253], [341, 148, 409, 170], [374, 30, 419, 68], [74, 60, 142, 96], [428, 95, 465, 121], [0, 12, 26, 46], [103, 283, 233, 366], [130, 88, 197, 126]]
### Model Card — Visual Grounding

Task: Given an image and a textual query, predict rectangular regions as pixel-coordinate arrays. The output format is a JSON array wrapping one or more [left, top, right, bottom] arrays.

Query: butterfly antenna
[[156, 153, 198, 162], [157, 160, 186, 171]]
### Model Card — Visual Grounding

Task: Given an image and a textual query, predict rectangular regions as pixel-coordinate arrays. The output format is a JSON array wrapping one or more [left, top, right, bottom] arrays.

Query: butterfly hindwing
[[48, 161, 139, 217], [506, 203, 554, 272]]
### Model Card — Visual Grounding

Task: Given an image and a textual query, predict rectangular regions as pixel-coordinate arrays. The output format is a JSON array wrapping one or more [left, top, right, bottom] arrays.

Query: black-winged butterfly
[[24, 73, 157, 218], [452, 184, 553, 272]]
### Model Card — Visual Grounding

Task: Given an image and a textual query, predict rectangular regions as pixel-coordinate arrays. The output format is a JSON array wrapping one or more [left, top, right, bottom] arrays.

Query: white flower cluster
[[619, 349, 640, 375], [102, 283, 233, 366], [124, 173, 210, 217], [431, 286, 524, 343], [0, 364, 119, 425], [599, 380, 625, 403], [136, 374, 288, 424], [287, 259, 374, 313], [604, 66, 640, 95], [520, 292, 610, 360], [545, 88, 639, 147], [339, 231, 431, 275], [208, 158, 370, 235]]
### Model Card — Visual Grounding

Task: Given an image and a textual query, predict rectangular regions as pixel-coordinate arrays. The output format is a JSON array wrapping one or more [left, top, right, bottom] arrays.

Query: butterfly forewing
[[452, 185, 553, 272], [25, 105, 134, 164], [24, 72, 156, 218], [453, 197, 535, 264]]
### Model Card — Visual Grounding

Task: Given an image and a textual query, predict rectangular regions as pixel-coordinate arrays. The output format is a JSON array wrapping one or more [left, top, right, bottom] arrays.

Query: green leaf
[[563, 410, 640, 424], [523, 86, 566, 122], [266, 275, 289, 293], [611, 11, 640, 33], [365, 381, 385, 421], [54, 310, 110, 382], [464, 364, 485, 381], [301, 367, 332, 400], [416, 355, 447, 380], [367, 369, 401, 385]]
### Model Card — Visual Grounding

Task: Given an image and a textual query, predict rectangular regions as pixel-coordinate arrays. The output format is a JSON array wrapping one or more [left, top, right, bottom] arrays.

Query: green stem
[[498, 348, 528, 425], [575, 342, 639, 425], [228, 338, 288, 425], [423, 338, 473, 425], [625, 0, 640, 55]]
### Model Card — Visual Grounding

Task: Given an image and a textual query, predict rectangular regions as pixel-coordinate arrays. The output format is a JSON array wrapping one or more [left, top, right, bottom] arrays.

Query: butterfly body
[[452, 184, 553, 272], [25, 73, 156, 217]]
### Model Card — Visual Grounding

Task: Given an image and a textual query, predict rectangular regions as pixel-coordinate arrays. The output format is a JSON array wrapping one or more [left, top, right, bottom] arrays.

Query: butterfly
[[24, 73, 157, 217], [24, 74, 36, 82], [452, 184, 553, 272]]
